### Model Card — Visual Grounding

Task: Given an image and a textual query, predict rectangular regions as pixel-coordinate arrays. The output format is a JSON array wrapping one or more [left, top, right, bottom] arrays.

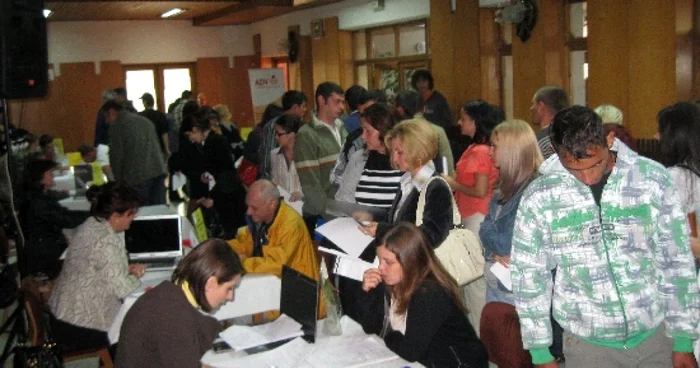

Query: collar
[[180, 280, 200, 309], [540, 138, 636, 180], [411, 162, 436, 191], [421, 90, 434, 102], [312, 113, 343, 131]]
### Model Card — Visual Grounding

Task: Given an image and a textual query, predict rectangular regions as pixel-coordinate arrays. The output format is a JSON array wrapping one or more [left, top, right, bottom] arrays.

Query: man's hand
[[290, 191, 303, 202], [535, 362, 559, 368], [673, 352, 698, 368], [690, 236, 700, 260], [493, 254, 511, 268]]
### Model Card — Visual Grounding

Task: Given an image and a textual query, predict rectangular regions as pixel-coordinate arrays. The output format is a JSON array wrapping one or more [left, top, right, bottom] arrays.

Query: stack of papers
[[278, 186, 304, 215], [315, 217, 374, 258], [220, 314, 304, 351]]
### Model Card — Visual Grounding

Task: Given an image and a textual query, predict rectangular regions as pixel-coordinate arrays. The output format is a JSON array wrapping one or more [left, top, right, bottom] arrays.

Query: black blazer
[[357, 280, 488, 368], [376, 173, 453, 248]]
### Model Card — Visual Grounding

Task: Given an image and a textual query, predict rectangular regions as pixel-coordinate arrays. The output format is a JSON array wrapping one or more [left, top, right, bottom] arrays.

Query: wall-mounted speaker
[[0, 0, 49, 99]]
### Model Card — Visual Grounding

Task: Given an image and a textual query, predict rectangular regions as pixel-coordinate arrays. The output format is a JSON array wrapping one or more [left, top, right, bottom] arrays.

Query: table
[[201, 316, 422, 368], [107, 271, 281, 343]]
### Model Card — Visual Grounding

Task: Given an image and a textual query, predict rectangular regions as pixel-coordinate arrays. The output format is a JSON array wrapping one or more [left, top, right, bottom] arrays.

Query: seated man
[[227, 179, 320, 282]]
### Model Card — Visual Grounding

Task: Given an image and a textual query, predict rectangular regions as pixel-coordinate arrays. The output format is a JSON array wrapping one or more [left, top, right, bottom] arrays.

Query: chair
[[21, 278, 114, 368], [479, 301, 534, 368]]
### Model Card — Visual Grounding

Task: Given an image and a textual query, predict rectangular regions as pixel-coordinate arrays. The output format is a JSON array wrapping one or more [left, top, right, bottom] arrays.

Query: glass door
[[162, 68, 193, 112], [125, 69, 157, 112]]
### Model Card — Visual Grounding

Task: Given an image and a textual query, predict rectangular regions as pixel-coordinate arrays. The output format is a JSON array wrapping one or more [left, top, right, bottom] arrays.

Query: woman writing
[[49, 182, 144, 351], [270, 114, 303, 202], [358, 222, 488, 367], [116, 239, 244, 368]]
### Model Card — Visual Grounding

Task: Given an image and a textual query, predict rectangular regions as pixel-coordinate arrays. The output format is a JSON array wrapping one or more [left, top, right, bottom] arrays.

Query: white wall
[[251, 0, 430, 56], [48, 20, 254, 71]]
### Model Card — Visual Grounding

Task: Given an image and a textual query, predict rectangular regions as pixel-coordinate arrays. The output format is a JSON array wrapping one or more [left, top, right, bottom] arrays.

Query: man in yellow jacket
[[227, 179, 323, 318]]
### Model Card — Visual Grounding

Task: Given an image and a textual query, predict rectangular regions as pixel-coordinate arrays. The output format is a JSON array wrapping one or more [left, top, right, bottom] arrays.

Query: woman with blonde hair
[[358, 222, 488, 367], [478, 120, 543, 367], [212, 104, 244, 160]]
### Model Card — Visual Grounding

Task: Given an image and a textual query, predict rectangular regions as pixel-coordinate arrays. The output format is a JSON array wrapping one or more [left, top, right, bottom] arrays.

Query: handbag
[[416, 176, 485, 286], [13, 342, 63, 368], [237, 158, 259, 187]]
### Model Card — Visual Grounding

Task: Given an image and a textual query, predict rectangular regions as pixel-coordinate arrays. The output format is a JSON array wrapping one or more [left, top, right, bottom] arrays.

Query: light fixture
[[43, 9, 52, 18], [161, 8, 185, 18]]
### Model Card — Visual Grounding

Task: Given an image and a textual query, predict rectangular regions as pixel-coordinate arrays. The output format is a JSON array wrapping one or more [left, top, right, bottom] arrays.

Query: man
[[114, 87, 137, 113], [530, 86, 569, 159], [510, 106, 700, 368], [170, 90, 197, 155], [102, 100, 166, 204], [411, 69, 452, 131], [342, 85, 367, 133], [295, 82, 348, 234], [94, 89, 117, 146], [227, 179, 319, 281], [394, 89, 455, 177], [77, 145, 97, 163], [139, 93, 170, 158], [259, 90, 308, 180]]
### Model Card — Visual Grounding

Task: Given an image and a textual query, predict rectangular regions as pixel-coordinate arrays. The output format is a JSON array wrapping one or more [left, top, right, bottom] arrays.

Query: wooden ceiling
[[44, 0, 344, 25]]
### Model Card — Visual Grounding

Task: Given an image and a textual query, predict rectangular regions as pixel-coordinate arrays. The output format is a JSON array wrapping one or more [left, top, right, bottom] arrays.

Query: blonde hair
[[384, 119, 437, 171], [213, 104, 232, 123], [492, 120, 543, 201], [594, 104, 623, 125]]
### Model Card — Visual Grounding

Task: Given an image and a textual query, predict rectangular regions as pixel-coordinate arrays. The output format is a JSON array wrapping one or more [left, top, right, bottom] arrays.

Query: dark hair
[[550, 105, 607, 159], [86, 182, 141, 220], [603, 123, 637, 152], [394, 90, 421, 118], [114, 87, 127, 98], [275, 114, 302, 134], [534, 86, 570, 114], [25, 159, 56, 192], [38, 134, 54, 148], [180, 114, 210, 134], [182, 101, 200, 119], [359, 89, 388, 106], [657, 102, 700, 170], [171, 239, 245, 313], [315, 82, 344, 106], [345, 85, 367, 111], [381, 222, 464, 315], [410, 69, 434, 90], [281, 90, 307, 111], [360, 103, 395, 143], [100, 100, 124, 113], [197, 106, 219, 122], [78, 145, 95, 156], [259, 103, 284, 127], [141, 93, 155, 107], [181, 90, 193, 99], [462, 100, 502, 144]]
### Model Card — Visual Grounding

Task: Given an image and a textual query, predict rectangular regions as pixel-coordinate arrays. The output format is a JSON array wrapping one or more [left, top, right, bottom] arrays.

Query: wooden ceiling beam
[[47, 0, 231, 2], [193, 0, 292, 25]]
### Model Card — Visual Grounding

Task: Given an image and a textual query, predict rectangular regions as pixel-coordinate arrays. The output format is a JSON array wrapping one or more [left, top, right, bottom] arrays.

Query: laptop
[[72, 164, 93, 197], [124, 213, 183, 272], [280, 265, 319, 343]]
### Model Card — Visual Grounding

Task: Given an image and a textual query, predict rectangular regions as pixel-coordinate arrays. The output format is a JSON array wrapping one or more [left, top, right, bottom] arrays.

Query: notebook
[[280, 265, 319, 343], [124, 213, 183, 271]]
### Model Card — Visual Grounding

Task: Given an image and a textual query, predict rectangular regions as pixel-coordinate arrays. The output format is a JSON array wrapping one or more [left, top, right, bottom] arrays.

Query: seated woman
[[116, 239, 244, 368], [48, 182, 144, 351], [358, 222, 488, 368], [271, 114, 303, 202], [20, 159, 90, 278]]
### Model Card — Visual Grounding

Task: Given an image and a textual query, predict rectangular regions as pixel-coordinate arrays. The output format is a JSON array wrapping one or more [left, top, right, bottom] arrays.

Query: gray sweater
[[109, 111, 166, 185]]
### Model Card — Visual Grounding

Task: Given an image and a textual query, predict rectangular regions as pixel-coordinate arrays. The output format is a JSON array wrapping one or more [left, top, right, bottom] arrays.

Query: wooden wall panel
[[479, 9, 502, 106], [311, 16, 353, 108], [288, 25, 314, 114], [677, 0, 694, 101], [339, 31, 354, 90]]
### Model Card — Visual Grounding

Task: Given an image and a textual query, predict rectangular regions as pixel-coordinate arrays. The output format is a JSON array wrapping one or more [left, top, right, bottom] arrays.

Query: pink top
[[454, 144, 499, 218]]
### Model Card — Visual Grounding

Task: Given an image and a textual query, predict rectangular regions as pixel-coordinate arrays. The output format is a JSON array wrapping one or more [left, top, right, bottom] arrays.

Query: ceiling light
[[161, 8, 185, 18], [43, 9, 52, 18]]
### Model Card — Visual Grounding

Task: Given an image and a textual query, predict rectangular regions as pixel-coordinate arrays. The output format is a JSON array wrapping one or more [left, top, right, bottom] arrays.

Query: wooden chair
[[21, 278, 114, 368]]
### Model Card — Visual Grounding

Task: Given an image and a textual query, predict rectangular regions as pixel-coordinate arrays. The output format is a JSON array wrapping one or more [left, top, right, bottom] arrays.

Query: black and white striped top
[[355, 151, 403, 208]]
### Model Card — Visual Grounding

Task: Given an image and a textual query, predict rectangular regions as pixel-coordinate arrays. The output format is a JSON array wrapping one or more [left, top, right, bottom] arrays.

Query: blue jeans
[[132, 174, 166, 205]]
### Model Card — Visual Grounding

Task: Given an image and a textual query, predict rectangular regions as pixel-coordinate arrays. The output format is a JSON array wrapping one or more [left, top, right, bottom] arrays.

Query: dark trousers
[[132, 174, 167, 205], [49, 314, 112, 353]]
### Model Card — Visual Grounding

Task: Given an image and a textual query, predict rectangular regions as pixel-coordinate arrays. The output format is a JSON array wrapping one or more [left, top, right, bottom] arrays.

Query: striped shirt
[[355, 151, 402, 208], [535, 125, 555, 160]]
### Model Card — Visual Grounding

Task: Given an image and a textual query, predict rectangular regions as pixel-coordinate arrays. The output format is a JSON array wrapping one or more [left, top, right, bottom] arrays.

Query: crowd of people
[[2, 69, 700, 368]]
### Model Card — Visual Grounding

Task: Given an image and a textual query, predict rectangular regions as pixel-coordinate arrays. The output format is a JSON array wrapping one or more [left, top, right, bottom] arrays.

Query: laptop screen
[[125, 215, 182, 260], [280, 266, 319, 343]]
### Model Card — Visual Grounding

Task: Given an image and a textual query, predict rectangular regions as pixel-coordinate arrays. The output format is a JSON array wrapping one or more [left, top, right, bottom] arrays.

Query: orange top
[[454, 144, 499, 218]]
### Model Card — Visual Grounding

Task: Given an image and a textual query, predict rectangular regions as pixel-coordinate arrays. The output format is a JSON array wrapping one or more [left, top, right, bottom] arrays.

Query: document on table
[[220, 314, 304, 351], [277, 186, 304, 215], [315, 217, 374, 258], [203, 336, 315, 368], [490, 262, 512, 291], [305, 335, 397, 368]]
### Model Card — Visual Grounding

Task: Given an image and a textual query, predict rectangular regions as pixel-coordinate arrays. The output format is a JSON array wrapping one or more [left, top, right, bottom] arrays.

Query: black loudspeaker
[[0, 0, 48, 99]]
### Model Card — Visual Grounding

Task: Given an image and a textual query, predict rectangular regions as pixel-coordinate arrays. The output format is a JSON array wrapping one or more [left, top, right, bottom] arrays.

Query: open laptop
[[124, 213, 183, 272]]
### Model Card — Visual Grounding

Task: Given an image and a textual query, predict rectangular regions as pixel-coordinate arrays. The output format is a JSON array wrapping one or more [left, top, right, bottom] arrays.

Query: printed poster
[[248, 68, 285, 124]]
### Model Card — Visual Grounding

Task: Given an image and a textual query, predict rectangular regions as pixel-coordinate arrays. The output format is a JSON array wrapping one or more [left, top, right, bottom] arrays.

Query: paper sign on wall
[[248, 68, 286, 124]]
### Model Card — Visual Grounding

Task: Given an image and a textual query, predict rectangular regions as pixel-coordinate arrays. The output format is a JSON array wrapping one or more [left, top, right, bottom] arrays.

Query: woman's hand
[[362, 268, 382, 292], [359, 222, 378, 237], [197, 198, 214, 208], [129, 263, 146, 278], [290, 191, 303, 202], [352, 211, 373, 223], [690, 237, 700, 260], [493, 254, 511, 268]]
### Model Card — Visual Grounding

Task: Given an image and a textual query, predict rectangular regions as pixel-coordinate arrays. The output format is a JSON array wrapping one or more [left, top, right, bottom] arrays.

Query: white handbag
[[416, 176, 485, 286]]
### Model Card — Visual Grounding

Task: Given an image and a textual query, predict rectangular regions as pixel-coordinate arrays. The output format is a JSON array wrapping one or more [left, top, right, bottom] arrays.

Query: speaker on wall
[[0, 0, 49, 99]]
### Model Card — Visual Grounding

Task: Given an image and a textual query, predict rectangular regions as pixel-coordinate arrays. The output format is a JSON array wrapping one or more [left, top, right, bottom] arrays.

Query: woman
[[361, 118, 453, 249], [48, 182, 144, 351], [271, 114, 303, 202], [116, 239, 244, 367], [358, 222, 488, 368], [335, 103, 402, 210], [182, 109, 246, 239], [20, 159, 89, 278], [595, 104, 637, 152], [213, 104, 244, 161], [656, 102, 700, 257], [480, 120, 543, 304], [443, 100, 501, 234]]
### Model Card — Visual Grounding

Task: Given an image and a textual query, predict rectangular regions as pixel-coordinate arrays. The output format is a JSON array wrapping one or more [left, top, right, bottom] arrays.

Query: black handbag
[[13, 341, 62, 368]]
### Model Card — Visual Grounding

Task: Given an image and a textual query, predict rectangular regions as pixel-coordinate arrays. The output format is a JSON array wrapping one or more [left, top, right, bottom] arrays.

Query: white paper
[[490, 262, 512, 291], [202, 336, 315, 368], [277, 186, 304, 215], [305, 335, 397, 368], [220, 314, 304, 351], [334, 256, 378, 282], [171, 172, 187, 191], [315, 218, 374, 258]]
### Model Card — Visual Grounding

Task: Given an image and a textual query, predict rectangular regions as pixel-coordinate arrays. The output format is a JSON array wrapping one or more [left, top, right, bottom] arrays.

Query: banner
[[248, 68, 285, 124]]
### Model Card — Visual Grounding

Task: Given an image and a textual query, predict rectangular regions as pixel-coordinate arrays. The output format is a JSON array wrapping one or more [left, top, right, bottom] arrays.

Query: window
[[124, 64, 196, 113], [353, 20, 429, 99], [569, 2, 587, 106]]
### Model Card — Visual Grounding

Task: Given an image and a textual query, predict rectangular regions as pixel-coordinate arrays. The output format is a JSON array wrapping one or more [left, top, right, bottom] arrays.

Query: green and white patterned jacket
[[511, 139, 700, 364]]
